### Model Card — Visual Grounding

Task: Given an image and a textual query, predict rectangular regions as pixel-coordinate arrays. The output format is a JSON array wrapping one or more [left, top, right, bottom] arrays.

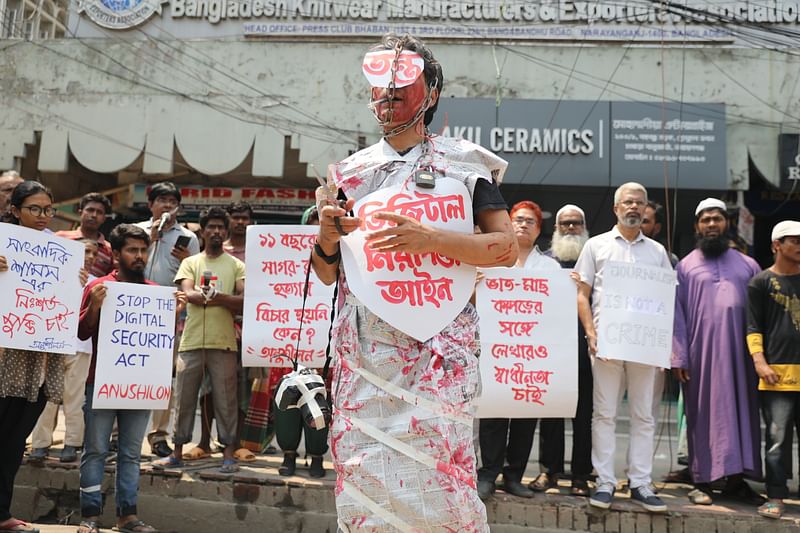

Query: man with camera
[[152, 207, 245, 473], [135, 181, 200, 458]]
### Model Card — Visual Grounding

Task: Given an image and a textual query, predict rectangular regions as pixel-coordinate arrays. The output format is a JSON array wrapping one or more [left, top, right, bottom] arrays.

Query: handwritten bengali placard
[[475, 267, 578, 418], [241, 225, 335, 368], [0, 225, 84, 354], [92, 282, 177, 409], [340, 178, 476, 342], [596, 261, 677, 368]]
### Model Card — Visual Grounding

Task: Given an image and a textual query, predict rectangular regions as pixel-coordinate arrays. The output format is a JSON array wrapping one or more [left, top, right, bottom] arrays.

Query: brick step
[[13, 458, 800, 533]]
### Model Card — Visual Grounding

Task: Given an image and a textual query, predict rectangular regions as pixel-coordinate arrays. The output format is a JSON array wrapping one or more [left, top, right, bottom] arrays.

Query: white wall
[[0, 38, 796, 188]]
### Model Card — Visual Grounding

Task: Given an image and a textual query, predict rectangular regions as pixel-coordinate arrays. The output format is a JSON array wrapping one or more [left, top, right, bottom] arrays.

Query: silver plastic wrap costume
[[329, 135, 507, 532]]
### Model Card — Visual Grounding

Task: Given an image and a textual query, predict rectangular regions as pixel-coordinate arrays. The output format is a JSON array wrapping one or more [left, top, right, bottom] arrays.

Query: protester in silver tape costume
[[310, 34, 518, 532]]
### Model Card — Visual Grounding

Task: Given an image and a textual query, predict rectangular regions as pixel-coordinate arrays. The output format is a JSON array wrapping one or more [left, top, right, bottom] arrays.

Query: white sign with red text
[[0, 225, 84, 354], [340, 178, 476, 342], [475, 268, 578, 419], [241, 225, 335, 368], [596, 261, 676, 368], [93, 282, 176, 409]]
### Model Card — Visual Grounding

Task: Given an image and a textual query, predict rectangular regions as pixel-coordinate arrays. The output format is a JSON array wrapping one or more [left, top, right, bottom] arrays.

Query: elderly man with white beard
[[527, 205, 593, 496], [547, 205, 590, 268]]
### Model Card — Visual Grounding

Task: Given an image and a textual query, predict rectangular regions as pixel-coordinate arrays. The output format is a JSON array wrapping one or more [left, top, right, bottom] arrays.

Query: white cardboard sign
[[475, 268, 578, 418], [0, 226, 84, 354], [241, 225, 335, 368], [93, 282, 177, 409], [340, 178, 476, 342], [596, 261, 677, 368]]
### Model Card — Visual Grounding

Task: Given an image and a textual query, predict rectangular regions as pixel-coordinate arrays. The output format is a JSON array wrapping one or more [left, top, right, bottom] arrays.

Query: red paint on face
[[371, 75, 428, 127]]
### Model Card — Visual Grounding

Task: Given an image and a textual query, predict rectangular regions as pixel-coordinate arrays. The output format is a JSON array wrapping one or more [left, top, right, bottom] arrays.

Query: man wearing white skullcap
[[529, 205, 592, 496], [747, 220, 800, 519], [672, 198, 763, 505], [547, 204, 589, 265]]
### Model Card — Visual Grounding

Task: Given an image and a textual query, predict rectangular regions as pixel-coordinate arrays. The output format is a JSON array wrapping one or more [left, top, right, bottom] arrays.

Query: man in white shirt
[[574, 182, 672, 513], [135, 181, 200, 457]]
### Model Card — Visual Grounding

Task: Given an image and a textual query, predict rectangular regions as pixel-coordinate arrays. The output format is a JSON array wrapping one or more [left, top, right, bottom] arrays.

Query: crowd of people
[[0, 178, 333, 533], [0, 31, 799, 533]]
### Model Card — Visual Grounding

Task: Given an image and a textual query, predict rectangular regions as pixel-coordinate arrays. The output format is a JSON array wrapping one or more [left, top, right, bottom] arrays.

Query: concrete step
[[13, 462, 800, 533]]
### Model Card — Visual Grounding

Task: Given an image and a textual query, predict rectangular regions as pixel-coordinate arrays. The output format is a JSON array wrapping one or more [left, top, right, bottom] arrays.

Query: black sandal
[[116, 519, 158, 532], [77, 520, 100, 533], [571, 479, 590, 497]]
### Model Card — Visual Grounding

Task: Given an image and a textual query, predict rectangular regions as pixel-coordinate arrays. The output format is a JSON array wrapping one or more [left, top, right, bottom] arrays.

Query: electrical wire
[[6, 0, 800, 185]]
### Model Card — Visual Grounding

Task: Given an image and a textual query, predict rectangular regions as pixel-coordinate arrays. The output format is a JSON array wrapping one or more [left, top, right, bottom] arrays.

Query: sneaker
[[630, 485, 667, 512], [589, 484, 615, 509]]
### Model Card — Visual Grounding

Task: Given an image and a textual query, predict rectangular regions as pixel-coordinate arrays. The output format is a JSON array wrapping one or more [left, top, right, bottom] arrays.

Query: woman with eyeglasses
[[476, 200, 562, 500], [0, 180, 87, 533]]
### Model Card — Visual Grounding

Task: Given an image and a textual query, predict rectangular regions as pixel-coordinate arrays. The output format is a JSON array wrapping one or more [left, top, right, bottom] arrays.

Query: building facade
[[1, 0, 798, 256]]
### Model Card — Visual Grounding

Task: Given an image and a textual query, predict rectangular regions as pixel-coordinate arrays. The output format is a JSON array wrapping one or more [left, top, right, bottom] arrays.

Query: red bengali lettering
[[255, 303, 290, 323], [490, 344, 549, 361], [376, 271, 453, 308], [484, 277, 516, 292], [363, 50, 394, 76], [497, 321, 538, 337], [259, 345, 316, 364], [512, 386, 546, 405], [364, 245, 460, 273], [15, 288, 63, 312], [279, 233, 317, 252], [270, 281, 311, 299], [522, 277, 550, 296], [493, 363, 553, 386], [272, 328, 303, 342], [491, 299, 542, 315], [358, 191, 466, 231], [261, 259, 299, 277], [259, 233, 276, 248], [45, 311, 74, 333], [1, 312, 39, 337], [293, 303, 330, 323]]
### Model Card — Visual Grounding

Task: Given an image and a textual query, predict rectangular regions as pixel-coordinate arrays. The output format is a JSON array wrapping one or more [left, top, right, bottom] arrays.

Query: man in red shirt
[[57, 192, 114, 277], [76, 224, 185, 533]]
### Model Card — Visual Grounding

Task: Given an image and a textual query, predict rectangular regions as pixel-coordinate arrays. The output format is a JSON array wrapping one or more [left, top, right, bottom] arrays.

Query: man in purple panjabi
[[671, 198, 763, 506]]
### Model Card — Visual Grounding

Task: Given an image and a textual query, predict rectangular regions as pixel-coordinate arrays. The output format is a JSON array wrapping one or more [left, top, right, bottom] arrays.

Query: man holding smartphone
[[135, 181, 200, 457]]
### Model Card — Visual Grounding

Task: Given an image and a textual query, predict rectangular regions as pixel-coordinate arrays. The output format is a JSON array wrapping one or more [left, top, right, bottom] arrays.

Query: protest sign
[[93, 282, 177, 409], [241, 225, 335, 368], [596, 261, 677, 368], [340, 178, 477, 342], [0, 226, 84, 354], [475, 267, 578, 419]]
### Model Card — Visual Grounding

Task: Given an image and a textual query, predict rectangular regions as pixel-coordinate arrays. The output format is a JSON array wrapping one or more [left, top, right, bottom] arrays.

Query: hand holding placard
[[0, 227, 84, 354], [93, 282, 177, 409], [475, 267, 578, 419], [241, 225, 336, 368]]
